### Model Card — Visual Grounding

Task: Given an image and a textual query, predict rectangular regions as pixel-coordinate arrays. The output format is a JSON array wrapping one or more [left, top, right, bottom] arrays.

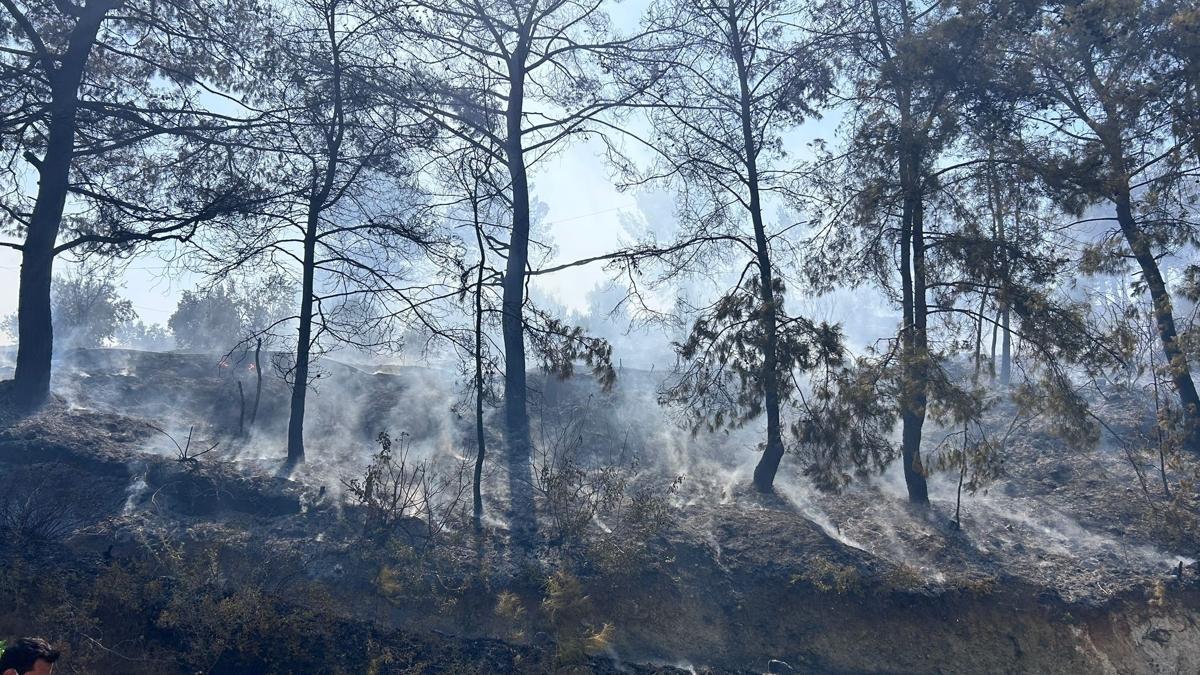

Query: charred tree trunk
[[728, 23, 785, 492], [953, 422, 968, 529], [901, 187, 931, 505], [1000, 306, 1012, 386], [472, 202, 487, 529], [886, 1, 928, 505], [998, 183, 1011, 388], [1114, 185, 1200, 450], [249, 337, 263, 428], [897, 131, 930, 505], [895, 66, 930, 504], [985, 148, 1012, 388], [14, 218, 57, 411], [237, 380, 246, 436], [502, 55, 535, 539], [10, 7, 108, 411], [286, 4, 344, 466], [990, 309, 1000, 381], [286, 205, 319, 465], [973, 289, 988, 380], [747, 192, 786, 493]]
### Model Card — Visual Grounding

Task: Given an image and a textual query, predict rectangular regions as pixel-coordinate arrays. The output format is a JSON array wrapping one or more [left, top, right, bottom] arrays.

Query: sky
[[0, 0, 869, 353], [0, 139, 659, 321], [0, 68, 849, 347], [0, 0, 645, 329], [0, 0, 1174, 363]]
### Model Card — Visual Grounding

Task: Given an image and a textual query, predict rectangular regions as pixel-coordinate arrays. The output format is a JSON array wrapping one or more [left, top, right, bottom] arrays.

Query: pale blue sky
[[0, 0, 859, 351]]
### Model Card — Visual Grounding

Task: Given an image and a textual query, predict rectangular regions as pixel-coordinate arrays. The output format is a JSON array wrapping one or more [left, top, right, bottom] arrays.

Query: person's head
[[0, 638, 59, 675]]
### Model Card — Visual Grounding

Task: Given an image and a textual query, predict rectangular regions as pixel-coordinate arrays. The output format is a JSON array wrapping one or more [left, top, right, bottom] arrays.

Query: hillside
[[0, 348, 1197, 673]]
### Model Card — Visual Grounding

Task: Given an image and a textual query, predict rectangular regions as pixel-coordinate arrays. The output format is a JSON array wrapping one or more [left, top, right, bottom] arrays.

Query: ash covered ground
[[1, 348, 1198, 674]]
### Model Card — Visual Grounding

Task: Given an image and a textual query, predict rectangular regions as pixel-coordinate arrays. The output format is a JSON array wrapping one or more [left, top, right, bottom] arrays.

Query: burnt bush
[[533, 408, 682, 576], [341, 431, 471, 550], [0, 464, 121, 541]]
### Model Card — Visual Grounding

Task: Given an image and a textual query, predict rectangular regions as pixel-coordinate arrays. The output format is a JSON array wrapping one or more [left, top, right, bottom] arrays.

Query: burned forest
[[1, 0, 1199, 672]]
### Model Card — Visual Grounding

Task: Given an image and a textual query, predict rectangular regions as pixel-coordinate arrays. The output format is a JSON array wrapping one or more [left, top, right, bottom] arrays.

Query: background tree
[[1014, 0, 1200, 447], [3, 269, 133, 349], [47, 271, 134, 349], [191, 0, 444, 464], [812, 0, 994, 503], [377, 0, 648, 534], [0, 0, 266, 410], [614, 0, 842, 492], [166, 277, 294, 353], [113, 321, 173, 351], [168, 285, 247, 353]]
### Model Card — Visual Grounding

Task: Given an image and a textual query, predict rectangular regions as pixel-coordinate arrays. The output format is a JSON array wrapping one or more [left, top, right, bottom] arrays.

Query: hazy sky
[[0, 138, 663, 322], [0, 0, 860, 352], [0, 0, 1165, 367]]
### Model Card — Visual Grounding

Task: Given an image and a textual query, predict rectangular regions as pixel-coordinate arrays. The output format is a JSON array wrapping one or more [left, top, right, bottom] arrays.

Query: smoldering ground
[[34, 346, 1197, 594], [2, 343, 1200, 672]]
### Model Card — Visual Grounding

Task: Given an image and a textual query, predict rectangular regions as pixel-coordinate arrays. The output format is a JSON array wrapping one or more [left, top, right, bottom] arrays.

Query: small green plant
[[932, 421, 1004, 528]]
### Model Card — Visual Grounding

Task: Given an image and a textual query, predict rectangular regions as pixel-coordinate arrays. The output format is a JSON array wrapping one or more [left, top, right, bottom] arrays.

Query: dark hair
[[0, 638, 60, 673]]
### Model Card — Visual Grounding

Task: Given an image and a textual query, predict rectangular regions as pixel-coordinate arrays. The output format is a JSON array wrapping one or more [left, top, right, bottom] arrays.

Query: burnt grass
[[1, 348, 1199, 674]]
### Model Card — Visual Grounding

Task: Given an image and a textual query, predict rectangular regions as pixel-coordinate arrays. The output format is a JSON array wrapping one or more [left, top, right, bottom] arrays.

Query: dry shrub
[[493, 590, 529, 642], [89, 540, 358, 674], [342, 431, 470, 550], [536, 446, 627, 547], [0, 465, 117, 541], [346, 432, 490, 621], [884, 563, 926, 592], [794, 557, 863, 595], [585, 475, 682, 575], [534, 413, 681, 575], [0, 538, 386, 675], [541, 570, 614, 670]]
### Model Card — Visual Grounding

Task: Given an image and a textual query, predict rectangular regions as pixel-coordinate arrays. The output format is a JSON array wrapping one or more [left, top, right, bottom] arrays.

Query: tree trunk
[[973, 289, 988, 380], [1000, 306, 1011, 386], [473, 203, 487, 529], [897, 148, 931, 504], [900, 188, 931, 505], [890, 13, 930, 502], [286, 204, 319, 465], [986, 147, 1012, 388], [285, 5, 344, 465], [502, 58, 535, 538], [1114, 187, 1200, 449], [954, 423, 968, 528], [249, 337, 263, 428], [728, 16, 786, 492], [990, 310, 1000, 381], [10, 9, 107, 410], [237, 380, 246, 436], [13, 229, 57, 411], [748, 195, 785, 493]]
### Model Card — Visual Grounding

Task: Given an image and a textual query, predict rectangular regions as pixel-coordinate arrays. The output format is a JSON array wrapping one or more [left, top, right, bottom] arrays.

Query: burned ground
[[0, 349, 1197, 673]]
